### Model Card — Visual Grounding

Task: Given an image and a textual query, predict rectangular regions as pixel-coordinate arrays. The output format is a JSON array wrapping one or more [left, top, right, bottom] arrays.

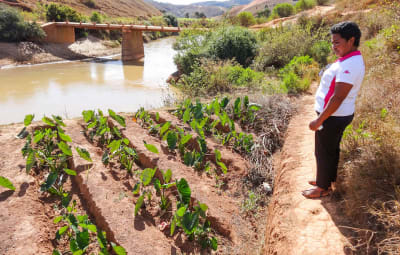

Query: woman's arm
[[309, 82, 353, 131]]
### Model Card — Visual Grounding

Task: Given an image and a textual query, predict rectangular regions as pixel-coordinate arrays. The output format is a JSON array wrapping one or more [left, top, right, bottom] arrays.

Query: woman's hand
[[309, 119, 323, 131]]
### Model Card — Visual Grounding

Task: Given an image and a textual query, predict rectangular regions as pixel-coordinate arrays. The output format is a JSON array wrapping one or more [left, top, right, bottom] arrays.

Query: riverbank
[[0, 35, 121, 68]]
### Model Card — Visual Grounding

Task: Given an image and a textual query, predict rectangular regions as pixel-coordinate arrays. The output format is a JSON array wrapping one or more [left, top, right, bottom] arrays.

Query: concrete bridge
[[41, 22, 182, 61]]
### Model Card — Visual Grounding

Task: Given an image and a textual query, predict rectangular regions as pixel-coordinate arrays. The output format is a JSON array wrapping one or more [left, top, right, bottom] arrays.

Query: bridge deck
[[42, 22, 181, 32]]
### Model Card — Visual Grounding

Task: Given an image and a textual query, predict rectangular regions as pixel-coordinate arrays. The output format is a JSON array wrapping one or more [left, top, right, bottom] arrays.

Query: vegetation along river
[[0, 37, 177, 125]]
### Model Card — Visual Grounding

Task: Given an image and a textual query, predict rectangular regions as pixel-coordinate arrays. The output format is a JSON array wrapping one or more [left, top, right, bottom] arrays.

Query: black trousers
[[315, 113, 354, 190]]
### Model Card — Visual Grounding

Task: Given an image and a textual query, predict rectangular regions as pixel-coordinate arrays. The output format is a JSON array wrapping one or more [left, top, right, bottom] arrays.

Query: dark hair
[[330, 21, 362, 47]]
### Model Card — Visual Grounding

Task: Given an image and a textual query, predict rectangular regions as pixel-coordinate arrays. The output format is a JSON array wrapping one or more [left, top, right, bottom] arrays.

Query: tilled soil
[[0, 110, 268, 254]]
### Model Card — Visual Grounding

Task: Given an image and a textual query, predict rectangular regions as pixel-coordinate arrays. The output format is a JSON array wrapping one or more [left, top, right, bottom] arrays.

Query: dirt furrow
[[64, 120, 178, 254]]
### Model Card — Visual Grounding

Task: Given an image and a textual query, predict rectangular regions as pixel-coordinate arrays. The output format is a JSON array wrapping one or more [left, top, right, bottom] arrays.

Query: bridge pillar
[[122, 30, 144, 61], [42, 23, 75, 44]]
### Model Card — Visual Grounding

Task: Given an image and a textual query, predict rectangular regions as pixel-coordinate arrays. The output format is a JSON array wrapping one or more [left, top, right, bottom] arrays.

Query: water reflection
[[0, 37, 177, 124]]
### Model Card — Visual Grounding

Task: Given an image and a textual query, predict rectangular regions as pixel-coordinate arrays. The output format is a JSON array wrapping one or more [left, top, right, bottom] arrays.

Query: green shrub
[[237, 12, 256, 27], [310, 40, 331, 66], [90, 11, 103, 23], [206, 26, 257, 67], [173, 29, 210, 74], [0, 5, 45, 42], [272, 3, 295, 18], [82, 0, 97, 8], [46, 3, 84, 22], [256, 8, 271, 18], [163, 13, 178, 27], [295, 0, 317, 12], [226, 65, 264, 87], [279, 55, 318, 93]]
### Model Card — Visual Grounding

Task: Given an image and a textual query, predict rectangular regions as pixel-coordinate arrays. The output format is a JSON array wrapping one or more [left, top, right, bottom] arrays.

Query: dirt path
[[263, 86, 350, 254]]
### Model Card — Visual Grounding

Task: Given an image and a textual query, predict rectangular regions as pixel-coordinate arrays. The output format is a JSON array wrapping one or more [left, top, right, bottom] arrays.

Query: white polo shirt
[[315, 51, 365, 116]]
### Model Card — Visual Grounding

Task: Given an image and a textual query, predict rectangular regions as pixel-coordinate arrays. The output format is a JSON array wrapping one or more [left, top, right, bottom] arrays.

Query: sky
[[155, 0, 228, 5]]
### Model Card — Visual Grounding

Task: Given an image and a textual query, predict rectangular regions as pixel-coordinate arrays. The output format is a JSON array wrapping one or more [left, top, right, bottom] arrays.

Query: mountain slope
[[229, 0, 296, 16], [144, 0, 229, 17], [4, 0, 161, 17]]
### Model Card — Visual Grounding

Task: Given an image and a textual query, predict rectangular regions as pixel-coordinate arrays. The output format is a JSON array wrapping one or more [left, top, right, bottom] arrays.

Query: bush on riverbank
[[0, 4, 45, 42], [174, 26, 257, 75]]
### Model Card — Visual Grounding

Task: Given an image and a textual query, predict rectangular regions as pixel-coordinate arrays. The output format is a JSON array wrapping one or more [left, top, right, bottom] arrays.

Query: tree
[[90, 11, 103, 23], [45, 3, 84, 22], [163, 13, 178, 27], [185, 13, 190, 18], [194, 12, 206, 19], [207, 26, 257, 67], [256, 8, 271, 18], [237, 11, 256, 27], [272, 3, 294, 18], [0, 5, 45, 42]]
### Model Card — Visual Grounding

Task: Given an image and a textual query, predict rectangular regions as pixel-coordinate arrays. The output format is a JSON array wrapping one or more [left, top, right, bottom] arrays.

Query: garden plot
[[0, 95, 289, 254]]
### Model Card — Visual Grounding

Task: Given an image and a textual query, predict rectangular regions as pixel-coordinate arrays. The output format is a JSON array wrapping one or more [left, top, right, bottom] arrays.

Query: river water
[[0, 37, 177, 125]]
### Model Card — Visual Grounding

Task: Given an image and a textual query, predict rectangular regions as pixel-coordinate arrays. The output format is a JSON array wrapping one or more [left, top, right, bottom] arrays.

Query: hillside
[[144, 0, 230, 18], [2, 0, 162, 17], [229, 0, 296, 16]]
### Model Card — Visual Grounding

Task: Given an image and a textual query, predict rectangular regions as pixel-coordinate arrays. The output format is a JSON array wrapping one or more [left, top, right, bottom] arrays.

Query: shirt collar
[[338, 51, 361, 62]]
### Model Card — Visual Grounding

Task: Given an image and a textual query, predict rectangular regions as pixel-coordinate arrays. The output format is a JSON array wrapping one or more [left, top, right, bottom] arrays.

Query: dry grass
[[334, 2, 400, 254]]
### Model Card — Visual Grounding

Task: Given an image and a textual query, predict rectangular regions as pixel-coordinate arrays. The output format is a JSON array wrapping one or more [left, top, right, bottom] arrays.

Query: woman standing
[[302, 21, 365, 198]]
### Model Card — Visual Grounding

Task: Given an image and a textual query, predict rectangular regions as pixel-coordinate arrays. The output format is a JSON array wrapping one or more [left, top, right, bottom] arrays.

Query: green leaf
[[214, 149, 222, 161], [53, 216, 63, 224], [41, 171, 58, 191], [102, 150, 109, 164], [87, 224, 97, 233], [16, 127, 29, 139], [134, 194, 145, 216], [33, 131, 45, 144], [82, 110, 94, 123], [111, 243, 127, 255], [153, 179, 161, 193], [199, 202, 208, 212], [76, 147, 92, 162], [177, 178, 191, 205], [220, 97, 229, 108], [52, 250, 62, 255], [197, 137, 207, 154], [176, 206, 186, 217], [160, 122, 171, 137], [183, 151, 193, 166], [77, 230, 90, 250], [58, 142, 72, 156], [249, 103, 261, 111], [155, 112, 160, 122], [170, 216, 177, 236], [163, 169, 172, 183], [211, 237, 218, 251], [52, 115, 66, 127], [42, 116, 55, 127], [144, 142, 159, 154], [141, 168, 156, 186], [182, 108, 191, 123], [25, 151, 36, 173], [166, 131, 177, 150], [109, 109, 126, 127], [24, 114, 34, 126], [72, 251, 84, 255], [0, 176, 15, 191], [64, 168, 76, 176], [180, 134, 192, 146], [97, 231, 108, 249], [132, 182, 140, 195], [244, 95, 249, 109], [108, 140, 122, 154], [123, 146, 136, 156], [182, 211, 199, 234], [217, 161, 228, 174], [58, 132, 72, 143], [234, 97, 241, 117], [56, 225, 69, 240], [70, 238, 79, 252]]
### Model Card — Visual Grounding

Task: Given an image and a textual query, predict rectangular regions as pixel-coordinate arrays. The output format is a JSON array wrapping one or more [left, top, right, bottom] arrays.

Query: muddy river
[[0, 37, 177, 125]]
